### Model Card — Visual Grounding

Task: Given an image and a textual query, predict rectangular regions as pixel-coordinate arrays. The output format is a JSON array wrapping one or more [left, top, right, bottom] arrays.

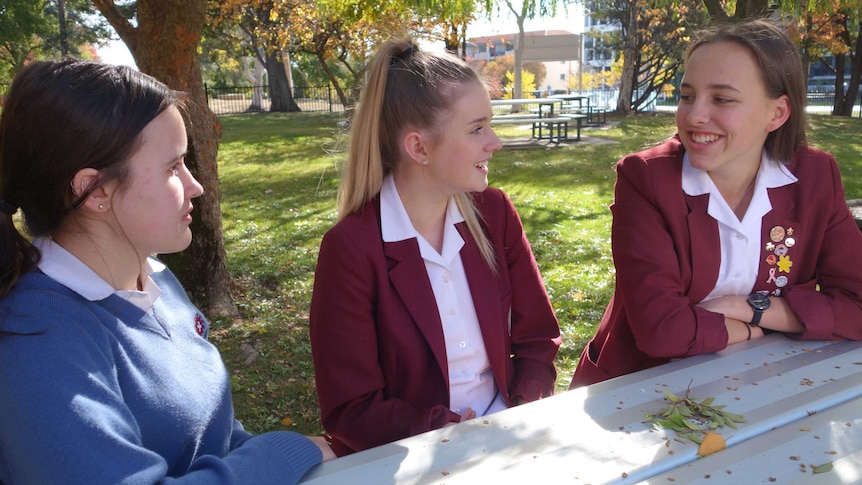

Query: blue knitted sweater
[[0, 266, 321, 484]]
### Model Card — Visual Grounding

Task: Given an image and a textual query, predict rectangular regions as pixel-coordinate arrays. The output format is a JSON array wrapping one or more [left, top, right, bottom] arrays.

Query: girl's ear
[[402, 129, 430, 166], [767, 94, 791, 132], [71, 168, 111, 212]]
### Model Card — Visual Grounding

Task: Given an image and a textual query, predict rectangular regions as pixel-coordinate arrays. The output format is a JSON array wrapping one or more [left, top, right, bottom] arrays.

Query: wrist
[[747, 292, 771, 326]]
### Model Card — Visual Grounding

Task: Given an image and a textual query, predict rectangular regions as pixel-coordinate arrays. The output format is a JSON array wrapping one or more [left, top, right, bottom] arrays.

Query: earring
[[98, 204, 105, 210], [421, 159, 429, 165]]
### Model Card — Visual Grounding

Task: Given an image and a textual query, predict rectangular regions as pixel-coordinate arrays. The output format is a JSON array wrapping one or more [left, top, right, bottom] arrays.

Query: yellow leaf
[[281, 417, 293, 426], [697, 432, 726, 457]]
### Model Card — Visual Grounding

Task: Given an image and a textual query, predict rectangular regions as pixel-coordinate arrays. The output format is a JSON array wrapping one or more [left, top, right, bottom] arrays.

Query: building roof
[[467, 30, 575, 45]]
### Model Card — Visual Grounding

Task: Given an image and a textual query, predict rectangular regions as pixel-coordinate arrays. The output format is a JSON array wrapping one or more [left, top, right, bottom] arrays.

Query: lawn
[[210, 111, 862, 436]]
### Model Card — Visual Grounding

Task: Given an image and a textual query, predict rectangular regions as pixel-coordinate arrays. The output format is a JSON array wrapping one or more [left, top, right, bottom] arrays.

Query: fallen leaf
[[697, 432, 726, 457], [812, 462, 833, 474]]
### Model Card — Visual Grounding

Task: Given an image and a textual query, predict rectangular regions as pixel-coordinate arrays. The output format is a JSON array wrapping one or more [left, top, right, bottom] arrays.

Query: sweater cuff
[[255, 431, 323, 476]]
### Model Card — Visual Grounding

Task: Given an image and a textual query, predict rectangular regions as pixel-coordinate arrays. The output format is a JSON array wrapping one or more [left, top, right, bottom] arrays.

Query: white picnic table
[[491, 98, 561, 117], [489, 98, 583, 143], [299, 334, 862, 484]]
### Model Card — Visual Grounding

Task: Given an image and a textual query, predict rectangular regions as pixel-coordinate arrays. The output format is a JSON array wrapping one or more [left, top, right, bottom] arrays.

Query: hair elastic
[[390, 45, 417, 65], [0, 199, 18, 215]]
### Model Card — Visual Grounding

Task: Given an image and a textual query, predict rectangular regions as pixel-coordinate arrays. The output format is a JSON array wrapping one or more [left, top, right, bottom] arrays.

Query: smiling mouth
[[691, 133, 720, 144], [475, 161, 488, 169]]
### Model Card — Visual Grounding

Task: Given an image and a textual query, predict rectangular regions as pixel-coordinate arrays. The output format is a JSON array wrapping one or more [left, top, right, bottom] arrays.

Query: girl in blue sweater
[[0, 60, 334, 484]]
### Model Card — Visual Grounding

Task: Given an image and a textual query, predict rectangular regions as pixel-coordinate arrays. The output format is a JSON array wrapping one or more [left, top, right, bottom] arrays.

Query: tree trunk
[[834, 22, 862, 117], [243, 55, 265, 111], [316, 52, 350, 108], [513, 16, 526, 103], [266, 50, 300, 112], [616, 2, 638, 115], [92, 0, 237, 317]]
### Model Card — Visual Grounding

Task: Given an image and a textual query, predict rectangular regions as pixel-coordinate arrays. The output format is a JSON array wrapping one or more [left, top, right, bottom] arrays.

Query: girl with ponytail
[[310, 38, 562, 456]]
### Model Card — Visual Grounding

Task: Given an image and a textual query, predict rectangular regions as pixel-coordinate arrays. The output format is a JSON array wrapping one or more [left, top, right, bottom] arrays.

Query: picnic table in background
[[550, 93, 607, 125], [490, 98, 584, 143], [300, 334, 862, 484]]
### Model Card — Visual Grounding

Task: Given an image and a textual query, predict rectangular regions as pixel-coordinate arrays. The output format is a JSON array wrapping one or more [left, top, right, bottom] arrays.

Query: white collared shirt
[[35, 238, 163, 314], [681, 151, 798, 301], [380, 175, 506, 416]]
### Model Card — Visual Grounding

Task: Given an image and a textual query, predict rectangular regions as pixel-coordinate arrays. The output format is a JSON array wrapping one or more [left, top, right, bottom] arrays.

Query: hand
[[308, 435, 337, 462], [700, 295, 803, 333], [443, 407, 477, 427], [459, 407, 476, 422], [697, 295, 748, 323]]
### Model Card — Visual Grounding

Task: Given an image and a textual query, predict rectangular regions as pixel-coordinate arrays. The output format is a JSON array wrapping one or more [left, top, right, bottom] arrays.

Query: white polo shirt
[[380, 175, 506, 416], [681, 151, 798, 301], [34, 237, 163, 314]]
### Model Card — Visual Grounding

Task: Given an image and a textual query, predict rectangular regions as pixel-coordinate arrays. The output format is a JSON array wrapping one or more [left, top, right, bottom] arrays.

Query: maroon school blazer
[[310, 187, 561, 456], [571, 136, 862, 389]]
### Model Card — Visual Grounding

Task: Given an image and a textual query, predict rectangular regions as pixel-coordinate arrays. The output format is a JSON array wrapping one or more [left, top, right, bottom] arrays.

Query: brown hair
[[339, 37, 497, 268], [685, 19, 807, 162], [0, 59, 180, 296]]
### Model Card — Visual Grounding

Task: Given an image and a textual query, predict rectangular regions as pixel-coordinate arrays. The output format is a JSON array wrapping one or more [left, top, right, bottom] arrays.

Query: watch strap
[[750, 308, 764, 326]]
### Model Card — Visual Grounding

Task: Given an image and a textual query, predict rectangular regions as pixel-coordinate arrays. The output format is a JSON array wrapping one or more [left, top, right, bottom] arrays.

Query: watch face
[[748, 292, 771, 310]]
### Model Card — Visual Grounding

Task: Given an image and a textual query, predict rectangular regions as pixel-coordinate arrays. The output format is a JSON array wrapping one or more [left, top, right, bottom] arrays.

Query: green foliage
[[213, 111, 862, 435], [0, 0, 113, 83], [647, 388, 746, 444]]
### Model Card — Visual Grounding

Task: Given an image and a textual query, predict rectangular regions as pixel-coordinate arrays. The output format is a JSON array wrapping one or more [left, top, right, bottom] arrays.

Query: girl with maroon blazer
[[309, 38, 561, 456], [571, 20, 862, 389]]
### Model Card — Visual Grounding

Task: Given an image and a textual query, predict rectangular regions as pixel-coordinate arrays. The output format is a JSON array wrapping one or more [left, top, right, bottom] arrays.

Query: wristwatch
[[747, 292, 771, 326]]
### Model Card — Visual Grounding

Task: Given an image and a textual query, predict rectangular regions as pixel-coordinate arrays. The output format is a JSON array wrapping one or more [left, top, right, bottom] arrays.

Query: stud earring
[[98, 204, 105, 210]]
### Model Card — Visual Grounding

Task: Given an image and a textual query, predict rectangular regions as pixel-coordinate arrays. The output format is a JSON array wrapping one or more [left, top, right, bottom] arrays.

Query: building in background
[[466, 30, 582, 93], [582, 2, 617, 75]]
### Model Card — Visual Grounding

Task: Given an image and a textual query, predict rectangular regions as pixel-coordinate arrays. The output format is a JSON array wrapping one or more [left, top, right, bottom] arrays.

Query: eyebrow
[[680, 82, 741, 93], [167, 151, 187, 165]]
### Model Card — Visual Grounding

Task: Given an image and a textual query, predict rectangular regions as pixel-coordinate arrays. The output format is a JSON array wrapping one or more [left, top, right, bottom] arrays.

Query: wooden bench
[[560, 114, 586, 141], [531, 117, 570, 143], [586, 106, 607, 125], [491, 113, 585, 143], [491, 115, 569, 143]]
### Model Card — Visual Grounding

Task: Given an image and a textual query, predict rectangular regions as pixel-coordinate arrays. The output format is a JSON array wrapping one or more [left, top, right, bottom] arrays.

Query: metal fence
[[204, 84, 344, 115], [3, 81, 859, 117], [655, 91, 862, 117]]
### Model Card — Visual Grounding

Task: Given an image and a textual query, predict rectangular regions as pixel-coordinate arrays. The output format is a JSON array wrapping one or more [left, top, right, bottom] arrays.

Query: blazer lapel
[[383, 237, 449, 380], [456, 223, 508, 396], [686, 193, 720, 303]]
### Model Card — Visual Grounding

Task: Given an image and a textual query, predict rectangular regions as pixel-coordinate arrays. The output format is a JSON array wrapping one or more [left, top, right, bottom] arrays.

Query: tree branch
[[91, 0, 138, 52]]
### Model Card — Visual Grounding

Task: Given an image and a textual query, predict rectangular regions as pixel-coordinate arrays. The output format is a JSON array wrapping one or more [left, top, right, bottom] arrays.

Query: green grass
[[210, 111, 862, 436]]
